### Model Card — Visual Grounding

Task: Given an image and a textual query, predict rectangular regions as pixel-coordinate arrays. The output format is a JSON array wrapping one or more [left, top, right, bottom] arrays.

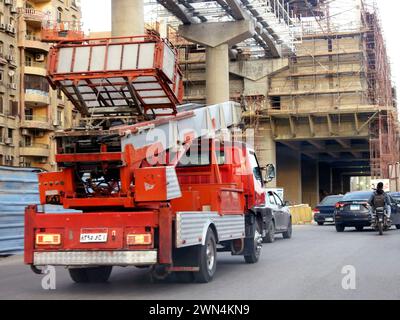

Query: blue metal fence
[[0, 166, 80, 255]]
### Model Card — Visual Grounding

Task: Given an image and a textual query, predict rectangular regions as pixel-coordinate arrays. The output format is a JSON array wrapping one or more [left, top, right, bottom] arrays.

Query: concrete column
[[206, 44, 229, 105], [319, 162, 332, 196], [302, 159, 319, 208], [112, 0, 144, 37], [255, 125, 276, 187], [178, 20, 255, 105], [277, 146, 302, 204]]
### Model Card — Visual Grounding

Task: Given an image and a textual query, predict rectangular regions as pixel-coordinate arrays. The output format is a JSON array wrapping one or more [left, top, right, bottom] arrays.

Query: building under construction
[[157, 0, 399, 207]]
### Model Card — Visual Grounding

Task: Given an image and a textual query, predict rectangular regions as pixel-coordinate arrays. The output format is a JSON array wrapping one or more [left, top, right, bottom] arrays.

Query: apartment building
[[16, 0, 81, 170], [0, 0, 18, 166]]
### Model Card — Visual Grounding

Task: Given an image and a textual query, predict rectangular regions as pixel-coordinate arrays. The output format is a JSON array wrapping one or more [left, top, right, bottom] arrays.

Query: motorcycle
[[371, 207, 391, 235]]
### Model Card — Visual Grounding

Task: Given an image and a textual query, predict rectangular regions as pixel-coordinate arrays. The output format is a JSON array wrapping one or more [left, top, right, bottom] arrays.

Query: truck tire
[[69, 268, 89, 283], [263, 220, 275, 243], [244, 220, 262, 264], [282, 219, 292, 239], [69, 266, 112, 283], [194, 228, 217, 283]]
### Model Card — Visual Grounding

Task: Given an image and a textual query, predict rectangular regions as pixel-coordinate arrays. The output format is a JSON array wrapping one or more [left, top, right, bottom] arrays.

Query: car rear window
[[319, 196, 343, 206], [342, 192, 372, 201]]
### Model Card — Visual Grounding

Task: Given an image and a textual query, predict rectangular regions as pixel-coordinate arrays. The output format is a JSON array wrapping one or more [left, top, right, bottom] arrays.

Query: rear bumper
[[33, 250, 158, 266], [335, 214, 371, 226], [314, 214, 334, 223]]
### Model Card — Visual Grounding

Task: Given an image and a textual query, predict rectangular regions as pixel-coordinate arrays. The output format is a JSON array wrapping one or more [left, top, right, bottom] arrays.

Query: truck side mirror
[[284, 201, 290, 207], [264, 164, 276, 183]]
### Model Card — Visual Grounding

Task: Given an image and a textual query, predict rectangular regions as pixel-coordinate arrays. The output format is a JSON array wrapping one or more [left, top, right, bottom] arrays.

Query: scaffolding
[[362, 1, 400, 178], [266, 0, 399, 178]]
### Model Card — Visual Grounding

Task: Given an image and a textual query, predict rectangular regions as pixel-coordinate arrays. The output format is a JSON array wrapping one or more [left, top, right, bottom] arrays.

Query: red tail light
[[312, 208, 320, 214], [335, 202, 344, 209]]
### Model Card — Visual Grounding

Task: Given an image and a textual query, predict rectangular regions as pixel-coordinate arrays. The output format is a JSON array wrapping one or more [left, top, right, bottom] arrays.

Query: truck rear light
[[127, 234, 152, 246], [36, 233, 61, 245]]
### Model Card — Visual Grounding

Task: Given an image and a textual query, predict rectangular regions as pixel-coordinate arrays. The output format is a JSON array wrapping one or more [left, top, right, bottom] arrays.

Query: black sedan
[[314, 195, 343, 225], [335, 191, 400, 232]]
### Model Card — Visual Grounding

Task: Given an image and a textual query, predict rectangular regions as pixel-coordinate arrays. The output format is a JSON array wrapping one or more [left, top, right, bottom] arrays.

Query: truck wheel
[[263, 221, 275, 243], [69, 268, 89, 283], [194, 228, 217, 283], [69, 266, 112, 283], [282, 219, 292, 239], [244, 220, 262, 264], [335, 224, 345, 232]]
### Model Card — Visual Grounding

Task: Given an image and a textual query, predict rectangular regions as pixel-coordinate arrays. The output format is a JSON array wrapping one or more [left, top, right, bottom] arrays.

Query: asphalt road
[[1, 224, 400, 300]]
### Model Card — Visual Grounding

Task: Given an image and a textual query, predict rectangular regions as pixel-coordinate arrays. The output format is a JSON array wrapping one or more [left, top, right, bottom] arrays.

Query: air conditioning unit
[[5, 138, 12, 145], [10, 7, 17, 14], [4, 0, 12, 6], [21, 129, 30, 136], [9, 83, 16, 90], [0, 24, 5, 30], [35, 54, 45, 62], [53, 120, 60, 126], [6, 24, 12, 32]]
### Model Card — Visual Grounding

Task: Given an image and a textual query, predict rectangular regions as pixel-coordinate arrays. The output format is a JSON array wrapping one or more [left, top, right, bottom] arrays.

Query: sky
[[80, 0, 400, 100]]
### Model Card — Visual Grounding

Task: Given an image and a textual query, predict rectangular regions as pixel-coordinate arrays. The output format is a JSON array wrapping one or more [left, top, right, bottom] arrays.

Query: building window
[[57, 7, 63, 23], [24, 135, 32, 147], [25, 75, 50, 93], [271, 96, 281, 110], [7, 128, 13, 143], [9, 100, 17, 116], [57, 107, 63, 126], [5, 155, 13, 166], [0, 127, 3, 143], [25, 108, 33, 120], [0, 96, 3, 114]]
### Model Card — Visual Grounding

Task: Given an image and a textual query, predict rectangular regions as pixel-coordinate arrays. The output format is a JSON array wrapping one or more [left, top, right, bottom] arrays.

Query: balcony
[[20, 115, 52, 131], [18, 8, 45, 28], [22, 34, 50, 53], [25, 65, 47, 77], [19, 143, 50, 158], [25, 89, 50, 106]]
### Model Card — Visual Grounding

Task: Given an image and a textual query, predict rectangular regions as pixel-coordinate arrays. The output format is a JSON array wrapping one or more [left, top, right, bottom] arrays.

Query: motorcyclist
[[368, 182, 391, 218]]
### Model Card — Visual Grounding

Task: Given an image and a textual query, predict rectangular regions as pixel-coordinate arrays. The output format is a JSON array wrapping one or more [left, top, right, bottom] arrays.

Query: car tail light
[[312, 208, 320, 214], [36, 233, 61, 245], [335, 202, 345, 209], [127, 234, 152, 246]]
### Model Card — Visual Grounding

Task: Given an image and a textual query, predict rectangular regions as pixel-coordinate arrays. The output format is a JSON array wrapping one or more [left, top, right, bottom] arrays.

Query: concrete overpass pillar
[[206, 44, 229, 104], [255, 125, 277, 187], [112, 0, 144, 37], [277, 146, 302, 204], [179, 21, 255, 105], [302, 159, 319, 208]]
